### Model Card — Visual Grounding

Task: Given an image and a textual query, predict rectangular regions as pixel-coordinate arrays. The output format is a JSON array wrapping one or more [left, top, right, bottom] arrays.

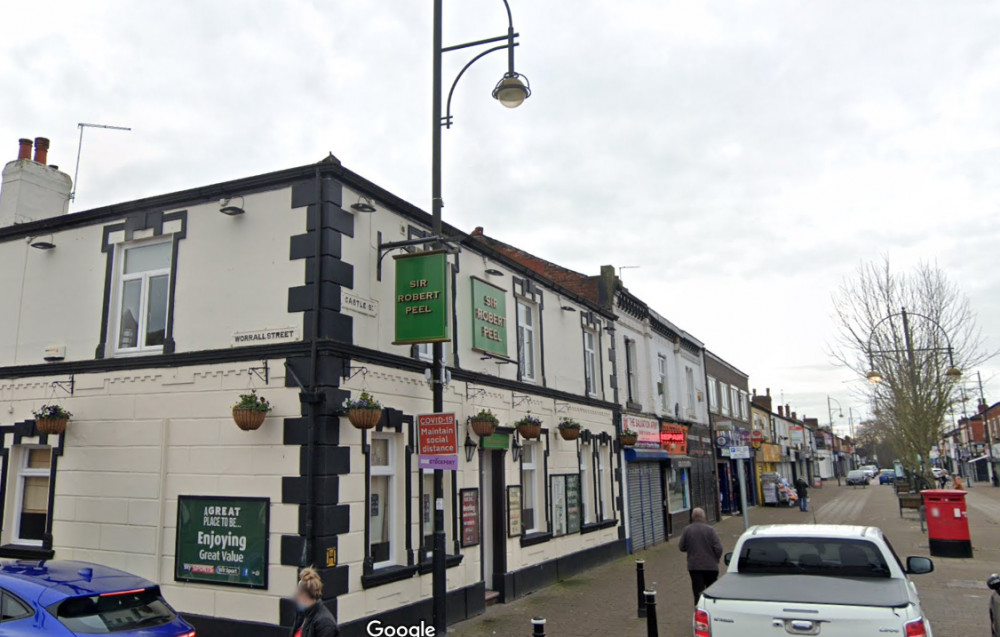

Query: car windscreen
[[49, 587, 176, 633], [738, 538, 891, 578]]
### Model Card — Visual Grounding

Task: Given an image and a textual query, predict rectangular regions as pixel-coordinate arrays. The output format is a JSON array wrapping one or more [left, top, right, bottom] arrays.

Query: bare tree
[[832, 258, 989, 479]]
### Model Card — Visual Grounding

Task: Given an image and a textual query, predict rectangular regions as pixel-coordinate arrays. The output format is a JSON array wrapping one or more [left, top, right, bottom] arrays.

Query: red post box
[[922, 489, 972, 558]]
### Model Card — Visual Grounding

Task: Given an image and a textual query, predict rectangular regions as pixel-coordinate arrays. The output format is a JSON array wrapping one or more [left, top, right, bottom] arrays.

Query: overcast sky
[[2, 0, 998, 434]]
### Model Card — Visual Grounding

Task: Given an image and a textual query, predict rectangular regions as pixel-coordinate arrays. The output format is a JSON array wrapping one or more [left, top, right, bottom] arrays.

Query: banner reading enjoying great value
[[175, 496, 269, 589]]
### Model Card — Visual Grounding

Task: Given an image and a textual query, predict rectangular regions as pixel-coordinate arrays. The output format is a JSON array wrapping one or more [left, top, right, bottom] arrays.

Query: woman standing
[[290, 567, 339, 637]]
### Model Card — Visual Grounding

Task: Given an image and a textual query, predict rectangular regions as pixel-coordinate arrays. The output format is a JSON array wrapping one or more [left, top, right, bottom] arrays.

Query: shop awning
[[624, 449, 671, 462]]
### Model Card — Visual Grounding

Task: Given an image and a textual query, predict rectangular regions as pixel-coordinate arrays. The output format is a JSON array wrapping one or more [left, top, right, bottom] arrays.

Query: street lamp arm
[[865, 308, 958, 366], [442, 43, 518, 129]]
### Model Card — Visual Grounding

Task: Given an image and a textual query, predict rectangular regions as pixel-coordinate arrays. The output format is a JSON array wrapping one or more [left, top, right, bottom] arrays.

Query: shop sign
[[750, 429, 765, 443], [460, 489, 480, 548], [471, 278, 508, 357], [660, 423, 688, 455], [729, 445, 751, 460], [623, 414, 660, 449], [481, 432, 510, 450], [174, 496, 269, 589], [507, 486, 522, 537], [715, 434, 731, 448], [789, 425, 805, 445], [394, 251, 449, 345], [417, 413, 458, 471]]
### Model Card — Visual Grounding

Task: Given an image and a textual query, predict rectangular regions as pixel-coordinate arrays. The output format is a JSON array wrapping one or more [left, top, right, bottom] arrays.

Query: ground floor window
[[12, 446, 52, 546], [668, 465, 690, 513], [369, 434, 396, 567], [521, 442, 545, 533]]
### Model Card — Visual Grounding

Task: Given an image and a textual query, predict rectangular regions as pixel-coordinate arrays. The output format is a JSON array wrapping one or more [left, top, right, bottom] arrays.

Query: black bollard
[[636, 560, 647, 617], [644, 590, 658, 637], [531, 616, 546, 637]]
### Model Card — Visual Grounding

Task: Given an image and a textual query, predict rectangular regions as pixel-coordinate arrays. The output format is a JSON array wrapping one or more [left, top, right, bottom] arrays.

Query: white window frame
[[657, 354, 669, 412], [685, 367, 696, 415], [111, 239, 172, 356], [707, 376, 718, 413], [731, 386, 741, 420], [625, 339, 639, 403], [720, 383, 731, 416], [516, 300, 537, 383], [581, 447, 594, 524], [738, 390, 748, 420], [369, 434, 397, 569], [583, 330, 598, 396], [415, 343, 433, 362], [521, 442, 543, 533], [11, 446, 51, 547], [596, 446, 610, 521]]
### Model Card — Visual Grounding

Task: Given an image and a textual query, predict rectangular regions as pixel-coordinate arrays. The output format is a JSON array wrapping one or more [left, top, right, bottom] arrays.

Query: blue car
[[879, 469, 896, 484], [0, 560, 195, 636]]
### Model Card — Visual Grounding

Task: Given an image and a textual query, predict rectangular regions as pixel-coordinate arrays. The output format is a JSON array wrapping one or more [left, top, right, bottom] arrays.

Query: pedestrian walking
[[952, 475, 965, 491], [290, 567, 339, 637], [679, 507, 724, 603], [795, 477, 809, 512]]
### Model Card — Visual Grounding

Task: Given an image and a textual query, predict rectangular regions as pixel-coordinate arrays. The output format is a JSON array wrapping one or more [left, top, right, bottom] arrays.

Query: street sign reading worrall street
[[175, 496, 269, 589]]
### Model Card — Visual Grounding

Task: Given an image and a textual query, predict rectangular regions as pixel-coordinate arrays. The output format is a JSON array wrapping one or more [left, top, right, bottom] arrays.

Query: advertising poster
[[565, 474, 581, 534], [175, 496, 269, 589], [551, 476, 567, 536], [507, 486, 522, 537], [460, 489, 480, 548]]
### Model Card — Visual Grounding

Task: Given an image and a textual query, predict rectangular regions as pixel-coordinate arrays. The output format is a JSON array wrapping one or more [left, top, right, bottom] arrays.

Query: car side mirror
[[988, 574, 1000, 591], [906, 556, 934, 575], [724, 552, 733, 566]]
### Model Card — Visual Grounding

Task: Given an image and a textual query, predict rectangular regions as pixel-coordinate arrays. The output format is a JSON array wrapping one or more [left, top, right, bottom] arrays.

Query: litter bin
[[922, 489, 972, 558]]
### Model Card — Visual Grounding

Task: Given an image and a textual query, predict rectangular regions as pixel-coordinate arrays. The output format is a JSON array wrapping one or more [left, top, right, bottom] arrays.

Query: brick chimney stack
[[752, 387, 773, 412], [778, 406, 784, 417], [17, 139, 32, 160], [0, 136, 73, 227], [32, 137, 49, 165]]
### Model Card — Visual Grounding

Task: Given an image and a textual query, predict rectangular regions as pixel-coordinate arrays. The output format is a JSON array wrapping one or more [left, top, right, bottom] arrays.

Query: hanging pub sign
[[471, 278, 508, 357], [394, 250, 449, 345], [660, 423, 688, 455], [460, 488, 480, 548], [174, 496, 269, 589]]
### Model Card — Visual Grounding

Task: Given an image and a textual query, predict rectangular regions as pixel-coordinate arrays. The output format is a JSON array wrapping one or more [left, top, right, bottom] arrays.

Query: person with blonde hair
[[290, 567, 339, 637]]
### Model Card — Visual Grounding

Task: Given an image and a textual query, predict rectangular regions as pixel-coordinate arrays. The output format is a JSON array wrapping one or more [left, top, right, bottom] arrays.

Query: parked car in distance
[[861, 465, 879, 479], [988, 573, 1000, 637], [698, 524, 935, 637], [0, 560, 196, 636], [879, 469, 897, 484], [846, 469, 869, 486]]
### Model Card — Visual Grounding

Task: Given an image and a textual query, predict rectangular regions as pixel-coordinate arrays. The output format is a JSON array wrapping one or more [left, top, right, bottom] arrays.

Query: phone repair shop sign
[[418, 413, 458, 471], [174, 496, 269, 589]]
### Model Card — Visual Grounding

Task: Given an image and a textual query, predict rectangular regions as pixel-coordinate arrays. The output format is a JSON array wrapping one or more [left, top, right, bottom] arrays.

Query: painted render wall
[[0, 359, 300, 626]]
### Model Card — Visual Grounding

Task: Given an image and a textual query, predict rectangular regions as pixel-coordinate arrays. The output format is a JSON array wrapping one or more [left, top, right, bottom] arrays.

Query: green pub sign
[[394, 251, 450, 344], [471, 278, 507, 356], [175, 496, 269, 589]]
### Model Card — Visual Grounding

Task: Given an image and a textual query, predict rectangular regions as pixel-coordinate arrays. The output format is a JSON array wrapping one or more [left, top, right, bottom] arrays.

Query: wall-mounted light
[[511, 436, 523, 463], [29, 236, 56, 250], [219, 196, 245, 216], [350, 195, 377, 213], [560, 305, 576, 312], [485, 268, 503, 276], [464, 431, 478, 462]]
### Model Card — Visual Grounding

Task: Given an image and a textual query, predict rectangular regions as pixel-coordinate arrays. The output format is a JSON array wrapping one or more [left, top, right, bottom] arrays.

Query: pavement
[[450, 479, 1000, 636]]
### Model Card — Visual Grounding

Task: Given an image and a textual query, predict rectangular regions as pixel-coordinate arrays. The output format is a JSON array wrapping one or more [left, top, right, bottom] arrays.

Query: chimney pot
[[33, 137, 49, 165], [766, 387, 771, 397], [778, 406, 784, 417], [17, 139, 32, 161], [792, 411, 797, 421], [472, 226, 484, 236]]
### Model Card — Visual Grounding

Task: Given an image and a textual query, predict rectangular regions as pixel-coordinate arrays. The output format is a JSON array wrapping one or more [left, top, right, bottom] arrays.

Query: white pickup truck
[[695, 524, 934, 637]]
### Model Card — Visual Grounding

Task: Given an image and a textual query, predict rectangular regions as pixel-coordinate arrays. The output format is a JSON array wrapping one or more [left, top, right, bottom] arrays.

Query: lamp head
[[492, 72, 531, 108], [945, 366, 962, 381], [866, 369, 883, 384], [464, 432, 478, 462]]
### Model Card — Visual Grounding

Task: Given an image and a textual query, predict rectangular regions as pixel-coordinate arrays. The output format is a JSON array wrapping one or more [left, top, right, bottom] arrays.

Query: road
[[450, 479, 1000, 636]]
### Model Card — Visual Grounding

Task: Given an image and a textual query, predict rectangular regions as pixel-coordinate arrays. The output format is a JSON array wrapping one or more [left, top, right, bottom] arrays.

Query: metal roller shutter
[[648, 464, 666, 546], [627, 463, 648, 550]]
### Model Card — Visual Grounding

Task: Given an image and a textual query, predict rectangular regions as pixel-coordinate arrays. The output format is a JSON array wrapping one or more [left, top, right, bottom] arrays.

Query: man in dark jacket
[[795, 477, 809, 512], [679, 507, 724, 603]]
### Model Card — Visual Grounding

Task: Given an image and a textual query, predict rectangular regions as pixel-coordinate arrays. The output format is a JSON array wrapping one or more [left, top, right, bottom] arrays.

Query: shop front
[[755, 443, 784, 504], [623, 415, 666, 551]]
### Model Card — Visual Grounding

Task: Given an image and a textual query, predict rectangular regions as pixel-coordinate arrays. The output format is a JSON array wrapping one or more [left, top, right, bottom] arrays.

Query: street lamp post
[[827, 396, 844, 481], [430, 2, 530, 632], [847, 407, 861, 469], [976, 371, 997, 486]]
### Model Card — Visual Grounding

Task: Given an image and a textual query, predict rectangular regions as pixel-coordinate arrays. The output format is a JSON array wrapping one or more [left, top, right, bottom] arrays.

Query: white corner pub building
[[0, 138, 626, 636]]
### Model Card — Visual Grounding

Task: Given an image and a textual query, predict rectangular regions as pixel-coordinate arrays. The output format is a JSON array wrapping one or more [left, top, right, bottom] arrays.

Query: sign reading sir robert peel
[[394, 251, 450, 344], [175, 496, 269, 589]]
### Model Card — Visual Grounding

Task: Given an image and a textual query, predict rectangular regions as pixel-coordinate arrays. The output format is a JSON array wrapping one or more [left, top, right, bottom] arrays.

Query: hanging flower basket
[[344, 392, 383, 430], [232, 390, 271, 431], [33, 405, 71, 435], [469, 409, 499, 437], [515, 415, 542, 440], [557, 418, 581, 441], [620, 429, 638, 447]]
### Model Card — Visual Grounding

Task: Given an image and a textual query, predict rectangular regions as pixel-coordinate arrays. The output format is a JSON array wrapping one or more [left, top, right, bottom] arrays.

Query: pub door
[[481, 449, 506, 593]]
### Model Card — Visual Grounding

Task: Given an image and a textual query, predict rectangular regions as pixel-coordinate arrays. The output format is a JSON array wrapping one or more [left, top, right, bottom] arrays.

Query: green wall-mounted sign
[[394, 251, 449, 344], [471, 278, 508, 356], [174, 496, 269, 589], [481, 432, 510, 450]]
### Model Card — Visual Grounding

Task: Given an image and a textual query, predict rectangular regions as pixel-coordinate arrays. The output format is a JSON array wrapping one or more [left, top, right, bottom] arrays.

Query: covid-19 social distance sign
[[175, 496, 269, 589]]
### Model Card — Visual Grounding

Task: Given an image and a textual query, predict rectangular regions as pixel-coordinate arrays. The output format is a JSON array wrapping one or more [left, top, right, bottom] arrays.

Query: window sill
[[0, 544, 54, 560], [417, 553, 464, 575], [580, 519, 618, 534], [519, 531, 552, 547], [626, 401, 643, 413], [361, 564, 419, 589]]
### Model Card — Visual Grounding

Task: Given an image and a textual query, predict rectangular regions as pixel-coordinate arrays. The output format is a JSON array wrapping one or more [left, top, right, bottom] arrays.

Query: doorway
[[481, 449, 506, 593]]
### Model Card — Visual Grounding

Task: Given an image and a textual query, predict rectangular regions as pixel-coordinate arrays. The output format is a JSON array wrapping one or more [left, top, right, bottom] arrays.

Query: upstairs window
[[115, 241, 171, 354], [583, 330, 598, 396], [657, 355, 669, 412], [516, 301, 537, 382], [625, 339, 639, 404], [685, 367, 696, 414], [707, 376, 718, 413], [720, 383, 731, 416]]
